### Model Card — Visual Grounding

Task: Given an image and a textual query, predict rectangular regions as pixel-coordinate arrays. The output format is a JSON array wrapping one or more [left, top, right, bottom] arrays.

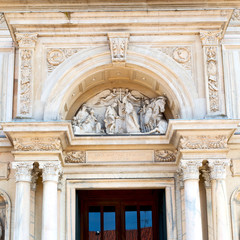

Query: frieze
[[13, 137, 61, 151], [108, 33, 130, 63], [72, 88, 168, 135], [154, 150, 176, 162], [179, 135, 228, 150], [64, 151, 86, 163], [46, 48, 83, 73]]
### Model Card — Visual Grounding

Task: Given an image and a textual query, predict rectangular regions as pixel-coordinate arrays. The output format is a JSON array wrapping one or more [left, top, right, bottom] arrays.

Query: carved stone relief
[[154, 150, 176, 162], [72, 88, 168, 135], [13, 137, 61, 151], [46, 48, 83, 73], [158, 46, 192, 75], [179, 160, 202, 181], [200, 30, 222, 46], [179, 135, 227, 150], [15, 33, 37, 118], [108, 33, 130, 63], [64, 151, 86, 163]]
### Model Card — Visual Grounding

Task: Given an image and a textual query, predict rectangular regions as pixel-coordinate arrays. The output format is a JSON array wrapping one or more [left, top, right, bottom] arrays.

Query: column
[[15, 33, 37, 118], [208, 159, 231, 240], [12, 162, 33, 240], [39, 162, 62, 240], [201, 169, 214, 240], [180, 160, 203, 240]]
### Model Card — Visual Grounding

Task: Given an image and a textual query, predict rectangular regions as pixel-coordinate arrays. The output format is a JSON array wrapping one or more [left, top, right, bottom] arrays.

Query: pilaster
[[15, 33, 37, 118], [200, 30, 226, 116]]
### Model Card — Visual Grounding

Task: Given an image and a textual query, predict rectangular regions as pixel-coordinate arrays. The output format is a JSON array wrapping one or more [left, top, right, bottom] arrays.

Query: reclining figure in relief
[[71, 88, 168, 135]]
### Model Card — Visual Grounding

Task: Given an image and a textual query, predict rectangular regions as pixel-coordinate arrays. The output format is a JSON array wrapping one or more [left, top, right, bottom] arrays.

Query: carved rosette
[[12, 162, 33, 182], [13, 137, 61, 151], [208, 159, 230, 180], [39, 162, 62, 182], [179, 135, 228, 150], [108, 33, 130, 63], [15, 33, 37, 118], [200, 30, 225, 115], [179, 160, 202, 181], [154, 150, 176, 162], [47, 48, 82, 73], [64, 151, 86, 163]]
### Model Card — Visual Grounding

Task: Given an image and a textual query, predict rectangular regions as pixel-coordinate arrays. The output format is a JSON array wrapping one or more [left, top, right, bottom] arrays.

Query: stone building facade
[[0, 1, 240, 240]]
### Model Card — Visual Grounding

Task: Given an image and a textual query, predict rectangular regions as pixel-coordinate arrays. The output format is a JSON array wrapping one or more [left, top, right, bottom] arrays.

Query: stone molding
[[108, 32, 130, 63], [13, 137, 61, 151], [154, 150, 176, 162], [179, 135, 228, 150], [208, 159, 230, 180], [64, 151, 86, 163], [12, 162, 33, 182], [15, 33, 38, 48], [179, 160, 202, 181], [39, 162, 62, 182], [200, 30, 222, 46]]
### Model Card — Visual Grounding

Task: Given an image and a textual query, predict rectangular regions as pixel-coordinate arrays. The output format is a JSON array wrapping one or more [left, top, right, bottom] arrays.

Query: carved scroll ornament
[[154, 150, 176, 162], [72, 88, 168, 135], [64, 151, 86, 163]]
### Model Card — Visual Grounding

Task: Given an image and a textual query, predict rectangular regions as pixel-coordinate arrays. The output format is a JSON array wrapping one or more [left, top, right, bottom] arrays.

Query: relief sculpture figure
[[72, 88, 168, 135]]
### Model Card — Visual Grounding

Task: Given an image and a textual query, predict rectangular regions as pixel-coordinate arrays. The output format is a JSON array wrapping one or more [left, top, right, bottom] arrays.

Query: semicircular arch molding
[[42, 45, 198, 121]]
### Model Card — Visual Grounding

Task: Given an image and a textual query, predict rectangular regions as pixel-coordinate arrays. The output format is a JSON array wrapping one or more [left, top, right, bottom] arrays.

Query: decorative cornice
[[64, 151, 86, 164], [179, 160, 202, 181], [208, 159, 230, 180], [200, 30, 222, 45], [154, 150, 176, 162], [179, 135, 228, 150], [12, 162, 33, 182], [39, 162, 62, 182], [15, 33, 38, 48], [13, 137, 61, 151], [108, 32, 130, 63]]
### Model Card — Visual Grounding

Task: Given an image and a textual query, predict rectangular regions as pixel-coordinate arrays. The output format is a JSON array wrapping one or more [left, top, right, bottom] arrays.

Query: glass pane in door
[[125, 206, 138, 240], [140, 206, 153, 240], [104, 206, 116, 240], [89, 206, 101, 240]]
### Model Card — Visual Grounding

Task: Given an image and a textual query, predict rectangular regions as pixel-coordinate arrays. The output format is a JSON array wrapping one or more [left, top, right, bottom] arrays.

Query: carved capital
[[154, 150, 176, 162], [208, 159, 230, 180], [15, 33, 38, 48], [179, 135, 228, 150], [39, 162, 62, 182], [12, 162, 33, 182], [232, 9, 240, 21], [200, 30, 222, 45], [13, 137, 61, 151], [108, 32, 130, 63], [64, 151, 86, 163], [179, 160, 202, 181]]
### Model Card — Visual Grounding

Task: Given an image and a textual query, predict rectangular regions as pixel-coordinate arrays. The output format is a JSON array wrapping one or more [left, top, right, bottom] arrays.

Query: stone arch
[[0, 189, 11, 240], [42, 45, 198, 121]]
